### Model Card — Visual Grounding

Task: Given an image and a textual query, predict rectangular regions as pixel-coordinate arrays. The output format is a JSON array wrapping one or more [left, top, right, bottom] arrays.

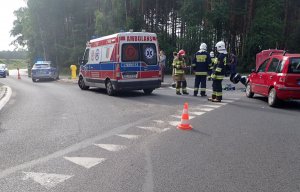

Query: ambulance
[[78, 31, 161, 96]]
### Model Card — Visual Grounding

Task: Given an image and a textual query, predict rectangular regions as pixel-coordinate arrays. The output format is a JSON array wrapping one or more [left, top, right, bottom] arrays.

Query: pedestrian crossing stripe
[[189, 111, 206, 116], [22, 172, 73, 189], [153, 120, 164, 123], [190, 107, 214, 112], [171, 115, 196, 119], [201, 104, 221, 108], [116, 134, 140, 139], [63, 157, 106, 169], [168, 121, 181, 127], [94, 144, 127, 152]]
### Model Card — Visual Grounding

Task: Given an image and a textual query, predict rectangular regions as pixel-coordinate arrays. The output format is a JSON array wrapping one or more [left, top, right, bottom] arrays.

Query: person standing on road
[[172, 50, 189, 95], [208, 41, 228, 102], [208, 51, 217, 81], [159, 50, 166, 82], [192, 43, 211, 97]]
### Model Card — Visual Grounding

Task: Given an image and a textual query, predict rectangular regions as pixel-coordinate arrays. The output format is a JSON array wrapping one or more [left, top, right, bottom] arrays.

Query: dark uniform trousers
[[194, 75, 207, 96], [212, 79, 223, 100]]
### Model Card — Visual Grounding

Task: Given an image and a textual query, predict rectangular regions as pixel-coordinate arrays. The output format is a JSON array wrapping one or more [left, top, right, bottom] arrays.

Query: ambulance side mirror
[[79, 59, 87, 65]]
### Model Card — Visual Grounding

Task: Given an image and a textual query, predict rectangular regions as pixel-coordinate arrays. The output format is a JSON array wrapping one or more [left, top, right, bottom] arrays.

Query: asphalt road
[[0, 74, 299, 192]]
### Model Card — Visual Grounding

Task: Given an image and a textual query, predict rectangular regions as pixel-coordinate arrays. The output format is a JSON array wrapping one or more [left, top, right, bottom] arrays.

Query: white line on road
[[22, 172, 73, 189], [190, 107, 214, 112], [189, 111, 206, 116], [168, 121, 181, 127], [171, 115, 195, 119], [152, 120, 164, 124], [0, 116, 154, 179], [94, 144, 127, 152], [0, 86, 12, 111], [116, 134, 140, 140], [64, 157, 106, 169]]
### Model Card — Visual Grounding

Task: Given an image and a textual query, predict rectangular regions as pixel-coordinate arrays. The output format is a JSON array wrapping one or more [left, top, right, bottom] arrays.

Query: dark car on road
[[246, 50, 300, 107], [31, 61, 59, 82], [0, 64, 8, 78]]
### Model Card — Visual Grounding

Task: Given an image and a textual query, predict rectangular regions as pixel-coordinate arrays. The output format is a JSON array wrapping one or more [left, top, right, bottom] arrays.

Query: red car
[[246, 50, 300, 107]]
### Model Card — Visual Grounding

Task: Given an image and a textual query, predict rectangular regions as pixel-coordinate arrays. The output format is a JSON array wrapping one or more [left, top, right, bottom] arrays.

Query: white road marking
[[168, 121, 181, 127], [0, 116, 155, 179], [63, 157, 105, 169], [201, 104, 221, 108], [171, 115, 181, 119], [191, 107, 214, 112], [171, 115, 195, 119], [94, 144, 126, 152], [189, 111, 206, 116], [136, 126, 170, 133], [116, 134, 140, 139], [0, 86, 12, 111], [22, 172, 73, 189], [153, 120, 164, 124]]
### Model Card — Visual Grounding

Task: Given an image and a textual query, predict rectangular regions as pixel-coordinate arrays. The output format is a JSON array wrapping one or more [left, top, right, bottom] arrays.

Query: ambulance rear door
[[120, 42, 159, 80]]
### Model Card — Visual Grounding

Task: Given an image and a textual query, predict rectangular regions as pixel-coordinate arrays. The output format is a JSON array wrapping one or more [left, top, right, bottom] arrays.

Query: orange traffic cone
[[177, 102, 192, 130]]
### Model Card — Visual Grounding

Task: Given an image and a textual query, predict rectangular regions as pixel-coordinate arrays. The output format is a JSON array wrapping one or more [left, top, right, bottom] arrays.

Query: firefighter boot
[[212, 96, 222, 102], [193, 91, 198, 97], [200, 91, 207, 97], [208, 94, 216, 101]]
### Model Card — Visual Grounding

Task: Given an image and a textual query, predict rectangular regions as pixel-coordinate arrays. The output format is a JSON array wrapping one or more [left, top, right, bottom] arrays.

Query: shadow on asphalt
[[88, 88, 154, 97], [252, 96, 300, 111]]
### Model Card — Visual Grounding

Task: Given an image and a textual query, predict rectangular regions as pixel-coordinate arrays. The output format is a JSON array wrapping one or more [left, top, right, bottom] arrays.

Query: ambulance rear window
[[122, 43, 157, 65]]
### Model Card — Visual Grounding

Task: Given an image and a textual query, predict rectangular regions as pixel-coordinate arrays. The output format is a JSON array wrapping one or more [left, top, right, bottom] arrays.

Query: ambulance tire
[[106, 80, 115, 96], [143, 88, 154, 95], [78, 76, 89, 90]]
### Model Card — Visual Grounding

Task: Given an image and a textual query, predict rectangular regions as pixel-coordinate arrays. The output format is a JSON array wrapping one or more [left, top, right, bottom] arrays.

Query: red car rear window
[[288, 58, 300, 74]]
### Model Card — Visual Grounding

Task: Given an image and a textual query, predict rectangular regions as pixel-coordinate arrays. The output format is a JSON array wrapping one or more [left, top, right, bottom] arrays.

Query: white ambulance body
[[78, 32, 161, 95]]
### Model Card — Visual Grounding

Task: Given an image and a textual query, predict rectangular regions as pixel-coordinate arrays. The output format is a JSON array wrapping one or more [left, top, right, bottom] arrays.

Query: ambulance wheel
[[246, 83, 254, 98], [106, 80, 115, 96], [143, 88, 154, 95], [78, 76, 89, 90]]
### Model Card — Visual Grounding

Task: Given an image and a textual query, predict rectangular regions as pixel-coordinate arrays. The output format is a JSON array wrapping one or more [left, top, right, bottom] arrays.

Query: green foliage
[[9, 0, 300, 73]]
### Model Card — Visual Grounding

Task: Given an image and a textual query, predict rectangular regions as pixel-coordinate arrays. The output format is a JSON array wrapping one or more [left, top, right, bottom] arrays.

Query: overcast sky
[[0, 0, 27, 51]]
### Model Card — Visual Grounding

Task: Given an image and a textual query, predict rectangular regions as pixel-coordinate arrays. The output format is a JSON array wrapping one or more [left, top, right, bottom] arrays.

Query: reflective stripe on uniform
[[215, 67, 222, 72], [195, 72, 207, 75], [216, 92, 222, 96]]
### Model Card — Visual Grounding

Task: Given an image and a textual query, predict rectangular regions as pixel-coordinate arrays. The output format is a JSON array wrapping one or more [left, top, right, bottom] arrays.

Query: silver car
[[31, 61, 59, 82]]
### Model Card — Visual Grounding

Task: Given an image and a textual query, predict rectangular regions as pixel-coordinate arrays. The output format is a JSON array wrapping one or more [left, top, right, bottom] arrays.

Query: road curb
[[0, 85, 12, 111]]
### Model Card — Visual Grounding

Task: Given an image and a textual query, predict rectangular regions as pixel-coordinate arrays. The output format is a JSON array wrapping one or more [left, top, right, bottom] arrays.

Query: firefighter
[[192, 43, 211, 97], [208, 41, 228, 102], [172, 49, 189, 95], [208, 51, 217, 81]]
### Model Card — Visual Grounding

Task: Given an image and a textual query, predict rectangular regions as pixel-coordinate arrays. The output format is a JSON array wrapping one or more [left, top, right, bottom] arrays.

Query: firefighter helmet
[[210, 51, 214, 58], [178, 49, 186, 56], [215, 41, 227, 54], [230, 73, 241, 84], [200, 43, 207, 51]]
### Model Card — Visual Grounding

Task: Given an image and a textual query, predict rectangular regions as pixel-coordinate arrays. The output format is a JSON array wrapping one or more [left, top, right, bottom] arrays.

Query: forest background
[[8, 0, 300, 73]]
